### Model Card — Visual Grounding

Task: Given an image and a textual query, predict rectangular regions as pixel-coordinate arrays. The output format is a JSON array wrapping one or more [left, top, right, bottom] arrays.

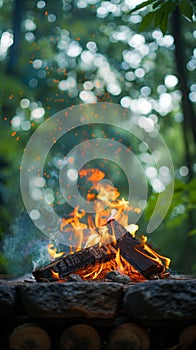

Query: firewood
[[108, 323, 150, 350], [33, 220, 164, 282], [9, 323, 51, 350], [59, 324, 101, 350], [32, 220, 122, 282], [33, 243, 116, 282], [113, 229, 164, 278], [179, 325, 196, 350]]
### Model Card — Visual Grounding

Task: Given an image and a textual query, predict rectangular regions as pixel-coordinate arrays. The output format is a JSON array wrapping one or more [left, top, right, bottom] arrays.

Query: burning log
[[114, 228, 164, 279], [108, 323, 150, 350], [33, 243, 116, 282], [9, 323, 51, 350], [59, 324, 101, 350], [33, 220, 165, 282], [33, 220, 122, 282]]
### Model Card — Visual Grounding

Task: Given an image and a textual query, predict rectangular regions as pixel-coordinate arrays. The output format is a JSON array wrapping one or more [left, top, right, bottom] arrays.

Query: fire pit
[[32, 168, 170, 284], [1, 168, 196, 349], [0, 278, 196, 349]]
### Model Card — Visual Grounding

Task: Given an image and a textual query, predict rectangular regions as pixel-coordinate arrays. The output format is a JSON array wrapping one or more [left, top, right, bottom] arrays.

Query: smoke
[[3, 212, 51, 277]]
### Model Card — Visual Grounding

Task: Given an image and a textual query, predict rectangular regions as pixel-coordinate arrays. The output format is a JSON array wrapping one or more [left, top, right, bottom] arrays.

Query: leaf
[[165, 0, 177, 12], [129, 0, 156, 14], [179, 0, 194, 20], [188, 228, 196, 236], [139, 11, 154, 31], [154, 0, 176, 29], [153, 0, 165, 9], [160, 10, 169, 34], [154, 7, 165, 27]]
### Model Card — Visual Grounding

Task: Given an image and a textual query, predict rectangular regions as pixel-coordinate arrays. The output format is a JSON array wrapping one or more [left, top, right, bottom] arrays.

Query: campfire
[[33, 168, 170, 283], [1, 168, 195, 350]]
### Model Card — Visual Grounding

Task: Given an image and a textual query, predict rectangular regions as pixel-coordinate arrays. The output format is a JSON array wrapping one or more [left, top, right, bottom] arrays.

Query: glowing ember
[[47, 168, 170, 282]]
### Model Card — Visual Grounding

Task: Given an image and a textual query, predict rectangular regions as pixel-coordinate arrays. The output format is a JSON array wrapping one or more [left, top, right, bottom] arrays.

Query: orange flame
[[51, 269, 66, 282], [77, 246, 146, 282], [48, 168, 170, 281], [51, 269, 60, 279], [48, 244, 64, 259], [137, 241, 171, 270]]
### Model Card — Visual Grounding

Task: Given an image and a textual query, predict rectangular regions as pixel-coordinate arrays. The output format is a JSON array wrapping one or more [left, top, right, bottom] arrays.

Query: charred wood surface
[[33, 220, 164, 282], [33, 244, 116, 282], [32, 220, 124, 282], [113, 230, 163, 278]]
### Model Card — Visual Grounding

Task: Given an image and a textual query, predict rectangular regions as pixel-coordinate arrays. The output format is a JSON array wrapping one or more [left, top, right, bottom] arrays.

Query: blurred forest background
[[0, 0, 195, 276]]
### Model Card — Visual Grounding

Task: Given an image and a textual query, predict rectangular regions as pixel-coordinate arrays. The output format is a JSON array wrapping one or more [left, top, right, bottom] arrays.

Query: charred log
[[32, 220, 124, 282], [33, 243, 116, 282], [33, 220, 164, 282], [113, 229, 163, 279]]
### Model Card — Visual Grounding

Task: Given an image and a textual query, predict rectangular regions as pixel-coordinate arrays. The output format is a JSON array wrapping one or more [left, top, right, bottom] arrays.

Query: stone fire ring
[[0, 279, 196, 321]]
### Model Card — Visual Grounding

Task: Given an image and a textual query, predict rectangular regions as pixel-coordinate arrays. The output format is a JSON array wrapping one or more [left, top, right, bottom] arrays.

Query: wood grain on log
[[113, 229, 163, 278], [59, 324, 101, 350], [33, 244, 116, 282], [33, 220, 164, 282], [108, 323, 150, 350], [179, 325, 196, 350], [9, 323, 51, 350]]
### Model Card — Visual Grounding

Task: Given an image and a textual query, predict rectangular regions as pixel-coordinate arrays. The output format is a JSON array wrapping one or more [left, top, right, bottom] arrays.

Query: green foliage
[[188, 228, 196, 236], [0, 0, 195, 275], [145, 178, 196, 235], [179, 0, 194, 20], [130, 0, 194, 34]]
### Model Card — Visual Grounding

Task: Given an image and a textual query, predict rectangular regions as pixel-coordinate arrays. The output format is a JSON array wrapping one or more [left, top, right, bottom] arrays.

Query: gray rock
[[106, 270, 131, 284], [68, 274, 83, 282], [0, 282, 16, 316], [17, 282, 124, 318], [124, 279, 196, 320]]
